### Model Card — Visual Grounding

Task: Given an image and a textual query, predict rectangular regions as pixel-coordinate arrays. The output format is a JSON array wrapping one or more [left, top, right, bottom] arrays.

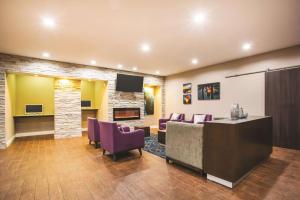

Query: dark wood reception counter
[[203, 116, 273, 188]]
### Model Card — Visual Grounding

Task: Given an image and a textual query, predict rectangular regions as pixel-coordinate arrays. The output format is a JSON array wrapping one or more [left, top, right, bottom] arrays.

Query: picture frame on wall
[[198, 82, 220, 100], [183, 83, 192, 104]]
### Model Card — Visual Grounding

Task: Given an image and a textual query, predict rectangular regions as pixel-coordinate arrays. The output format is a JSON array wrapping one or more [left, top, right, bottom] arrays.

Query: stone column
[[0, 71, 5, 148], [54, 79, 82, 139]]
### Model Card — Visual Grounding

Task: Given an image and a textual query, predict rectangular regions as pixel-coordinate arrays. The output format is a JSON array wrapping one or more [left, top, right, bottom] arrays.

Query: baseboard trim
[[15, 130, 54, 138], [6, 135, 15, 147], [207, 174, 233, 188], [207, 165, 257, 188]]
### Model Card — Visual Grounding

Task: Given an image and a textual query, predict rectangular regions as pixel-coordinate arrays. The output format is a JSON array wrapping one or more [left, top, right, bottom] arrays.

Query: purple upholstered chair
[[183, 114, 213, 124], [117, 124, 130, 132], [99, 121, 145, 161], [87, 118, 100, 148], [159, 113, 185, 130]]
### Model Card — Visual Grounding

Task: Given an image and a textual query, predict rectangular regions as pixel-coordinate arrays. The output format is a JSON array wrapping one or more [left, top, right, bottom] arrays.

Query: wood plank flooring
[[0, 134, 299, 200]]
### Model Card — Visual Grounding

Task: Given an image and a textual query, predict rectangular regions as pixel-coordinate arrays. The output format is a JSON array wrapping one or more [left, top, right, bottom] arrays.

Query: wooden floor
[[0, 135, 299, 200]]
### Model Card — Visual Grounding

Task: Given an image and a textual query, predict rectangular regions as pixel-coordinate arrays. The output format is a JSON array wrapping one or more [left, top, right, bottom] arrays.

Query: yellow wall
[[154, 86, 162, 121], [96, 81, 108, 120], [144, 86, 162, 126], [80, 80, 107, 110], [15, 74, 54, 115], [81, 80, 95, 107]]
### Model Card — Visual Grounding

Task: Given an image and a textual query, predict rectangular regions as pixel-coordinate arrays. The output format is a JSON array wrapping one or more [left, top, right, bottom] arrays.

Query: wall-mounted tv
[[25, 104, 43, 114], [116, 73, 144, 92], [81, 100, 92, 107]]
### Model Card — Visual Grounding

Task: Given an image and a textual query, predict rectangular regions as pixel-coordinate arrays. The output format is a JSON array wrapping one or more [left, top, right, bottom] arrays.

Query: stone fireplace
[[113, 108, 140, 121]]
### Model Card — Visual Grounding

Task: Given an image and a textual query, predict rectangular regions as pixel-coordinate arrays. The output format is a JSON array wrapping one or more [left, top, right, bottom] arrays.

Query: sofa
[[165, 121, 204, 171], [159, 113, 185, 130]]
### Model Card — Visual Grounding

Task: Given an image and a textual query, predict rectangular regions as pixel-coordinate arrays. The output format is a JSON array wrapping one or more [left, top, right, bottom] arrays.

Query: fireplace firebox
[[113, 108, 140, 121]]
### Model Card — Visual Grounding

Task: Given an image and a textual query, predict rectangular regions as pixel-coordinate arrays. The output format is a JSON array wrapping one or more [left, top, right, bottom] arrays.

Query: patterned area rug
[[143, 134, 166, 158]]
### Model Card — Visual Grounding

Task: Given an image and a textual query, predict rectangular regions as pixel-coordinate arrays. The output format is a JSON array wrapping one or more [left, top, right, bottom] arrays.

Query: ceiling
[[0, 0, 300, 76]]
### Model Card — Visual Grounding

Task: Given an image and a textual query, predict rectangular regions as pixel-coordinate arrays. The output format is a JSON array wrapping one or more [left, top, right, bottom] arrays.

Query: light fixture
[[42, 17, 56, 28], [141, 43, 151, 52], [191, 58, 198, 65], [59, 79, 70, 86], [132, 67, 137, 71], [90, 60, 96, 65], [193, 13, 206, 24], [117, 64, 123, 69], [34, 74, 39, 77], [242, 42, 252, 51], [155, 70, 160, 75], [42, 52, 50, 58]]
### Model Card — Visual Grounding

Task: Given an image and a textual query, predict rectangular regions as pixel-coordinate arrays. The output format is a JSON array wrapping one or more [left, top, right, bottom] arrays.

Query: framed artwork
[[198, 82, 220, 100], [183, 83, 192, 104], [144, 87, 154, 115]]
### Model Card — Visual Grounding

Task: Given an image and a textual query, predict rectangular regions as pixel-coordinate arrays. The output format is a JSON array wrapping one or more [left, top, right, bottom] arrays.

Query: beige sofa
[[166, 121, 204, 171]]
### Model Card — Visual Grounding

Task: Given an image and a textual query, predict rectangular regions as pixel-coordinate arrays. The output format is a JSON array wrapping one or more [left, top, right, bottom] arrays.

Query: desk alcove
[[6, 73, 108, 137], [13, 115, 55, 137]]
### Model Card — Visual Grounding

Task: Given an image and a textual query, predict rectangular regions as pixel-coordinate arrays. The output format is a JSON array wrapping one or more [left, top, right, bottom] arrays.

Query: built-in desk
[[81, 108, 99, 131], [203, 116, 272, 188], [14, 114, 55, 137]]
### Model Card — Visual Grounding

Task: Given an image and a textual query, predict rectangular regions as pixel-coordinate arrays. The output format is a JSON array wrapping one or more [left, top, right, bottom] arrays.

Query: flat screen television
[[81, 100, 92, 107], [116, 73, 144, 92], [25, 104, 43, 114]]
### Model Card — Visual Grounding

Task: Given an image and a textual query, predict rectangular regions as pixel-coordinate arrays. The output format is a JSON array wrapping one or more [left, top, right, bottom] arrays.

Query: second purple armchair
[[99, 121, 145, 161], [87, 118, 100, 148]]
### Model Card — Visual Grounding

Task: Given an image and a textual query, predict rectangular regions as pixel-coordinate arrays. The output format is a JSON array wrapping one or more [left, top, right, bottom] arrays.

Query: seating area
[[0, 1, 300, 199]]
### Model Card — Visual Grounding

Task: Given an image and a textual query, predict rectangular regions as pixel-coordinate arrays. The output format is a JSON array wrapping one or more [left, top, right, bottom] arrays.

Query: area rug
[[143, 134, 166, 158]]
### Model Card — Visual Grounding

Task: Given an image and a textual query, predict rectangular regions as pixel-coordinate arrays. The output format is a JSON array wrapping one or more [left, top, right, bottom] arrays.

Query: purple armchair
[[159, 113, 185, 130], [87, 118, 100, 148], [183, 114, 213, 124], [99, 121, 145, 161]]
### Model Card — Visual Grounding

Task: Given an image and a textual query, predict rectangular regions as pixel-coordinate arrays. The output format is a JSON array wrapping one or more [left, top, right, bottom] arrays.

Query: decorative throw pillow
[[194, 114, 206, 124], [170, 113, 180, 121]]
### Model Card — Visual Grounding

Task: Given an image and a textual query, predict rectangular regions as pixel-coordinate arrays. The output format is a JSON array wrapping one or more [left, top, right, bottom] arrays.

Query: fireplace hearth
[[113, 108, 140, 121]]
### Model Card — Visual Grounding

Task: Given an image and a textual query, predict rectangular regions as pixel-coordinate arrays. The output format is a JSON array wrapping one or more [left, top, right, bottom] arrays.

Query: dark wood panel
[[203, 117, 272, 183], [265, 67, 300, 149]]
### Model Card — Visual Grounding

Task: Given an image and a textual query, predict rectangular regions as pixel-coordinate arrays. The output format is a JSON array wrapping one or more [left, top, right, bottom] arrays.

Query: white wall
[[165, 46, 300, 120]]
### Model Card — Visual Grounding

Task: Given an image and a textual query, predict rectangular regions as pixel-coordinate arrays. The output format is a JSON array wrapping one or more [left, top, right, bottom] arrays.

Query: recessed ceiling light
[[132, 67, 138, 71], [117, 64, 123, 69], [90, 60, 96, 65], [193, 13, 206, 24], [242, 43, 252, 51], [42, 52, 50, 58], [42, 17, 56, 28], [191, 58, 198, 65], [155, 70, 160, 75], [141, 43, 151, 52]]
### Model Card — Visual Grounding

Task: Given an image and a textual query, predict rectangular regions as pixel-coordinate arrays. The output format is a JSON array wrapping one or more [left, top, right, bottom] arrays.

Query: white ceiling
[[0, 0, 300, 76]]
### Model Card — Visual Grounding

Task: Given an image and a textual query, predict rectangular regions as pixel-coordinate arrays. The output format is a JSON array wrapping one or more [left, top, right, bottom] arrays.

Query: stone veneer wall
[[0, 70, 5, 149], [0, 53, 165, 148], [54, 79, 82, 139]]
